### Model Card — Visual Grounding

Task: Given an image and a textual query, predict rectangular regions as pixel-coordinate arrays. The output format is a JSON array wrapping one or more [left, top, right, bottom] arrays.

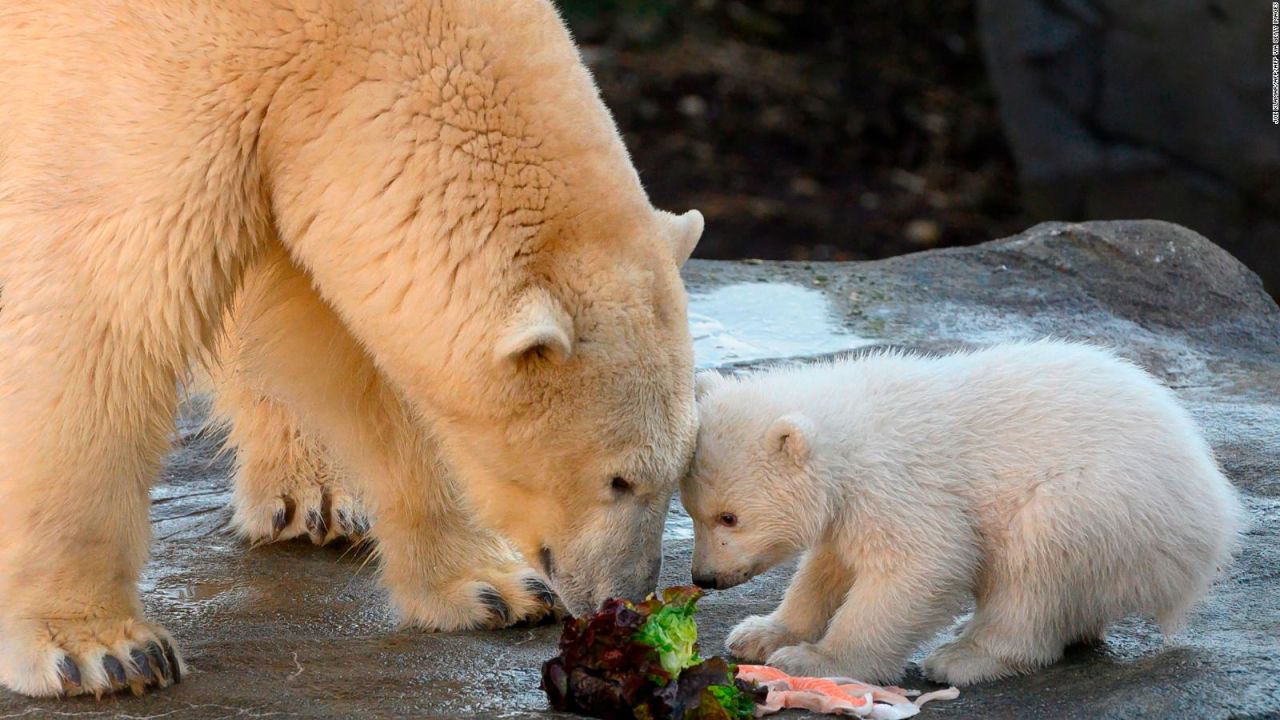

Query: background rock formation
[[557, 1, 1278, 294], [978, 0, 1279, 294]]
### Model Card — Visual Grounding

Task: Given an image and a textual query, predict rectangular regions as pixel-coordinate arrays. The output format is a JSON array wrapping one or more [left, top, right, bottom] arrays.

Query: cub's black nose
[[691, 574, 717, 590]]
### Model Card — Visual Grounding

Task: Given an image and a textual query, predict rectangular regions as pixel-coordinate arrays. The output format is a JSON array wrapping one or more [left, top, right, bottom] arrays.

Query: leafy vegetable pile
[[541, 587, 764, 720]]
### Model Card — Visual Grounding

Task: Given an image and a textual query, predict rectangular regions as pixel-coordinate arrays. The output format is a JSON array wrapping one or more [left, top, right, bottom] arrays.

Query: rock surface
[[977, 0, 1280, 294], [0, 221, 1276, 718]]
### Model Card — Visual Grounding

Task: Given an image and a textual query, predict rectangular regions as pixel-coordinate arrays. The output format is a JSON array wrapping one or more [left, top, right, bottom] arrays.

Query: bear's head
[[258, 0, 712, 615], [681, 371, 830, 591], [431, 208, 704, 615]]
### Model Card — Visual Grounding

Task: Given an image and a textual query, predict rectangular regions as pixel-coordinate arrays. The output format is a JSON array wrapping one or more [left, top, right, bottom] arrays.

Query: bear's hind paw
[[233, 482, 368, 547], [922, 638, 1025, 686]]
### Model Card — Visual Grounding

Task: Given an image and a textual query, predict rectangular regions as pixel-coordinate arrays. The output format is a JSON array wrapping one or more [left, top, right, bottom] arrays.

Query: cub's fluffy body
[[0, 0, 700, 698], [683, 342, 1243, 685]]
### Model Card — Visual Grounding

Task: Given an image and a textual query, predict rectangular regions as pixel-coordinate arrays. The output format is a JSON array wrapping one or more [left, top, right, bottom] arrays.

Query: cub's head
[[436, 208, 703, 615], [681, 371, 828, 590]]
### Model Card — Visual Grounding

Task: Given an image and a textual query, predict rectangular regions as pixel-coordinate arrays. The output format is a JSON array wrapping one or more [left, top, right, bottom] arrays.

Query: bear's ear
[[661, 209, 704, 267], [766, 413, 812, 465], [495, 288, 574, 366], [694, 370, 727, 402]]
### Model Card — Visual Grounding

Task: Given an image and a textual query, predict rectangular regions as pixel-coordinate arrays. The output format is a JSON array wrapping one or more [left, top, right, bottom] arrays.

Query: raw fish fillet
[[735, 665, 959, 719]]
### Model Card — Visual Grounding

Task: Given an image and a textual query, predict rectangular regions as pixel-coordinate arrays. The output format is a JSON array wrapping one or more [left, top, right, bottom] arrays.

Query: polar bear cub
[[682, 341, 1243, 686]]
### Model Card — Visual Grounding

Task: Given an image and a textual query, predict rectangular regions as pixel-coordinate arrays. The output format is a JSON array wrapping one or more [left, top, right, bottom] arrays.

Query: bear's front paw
[[922, 638, 1022, 686], [0, 615, 183, 698], [769, 642, 906, 684], [232, 477, 368, 547], [726, 615, 798, 662], [393, 565, 559, 632], [765, 643, 845, 678]]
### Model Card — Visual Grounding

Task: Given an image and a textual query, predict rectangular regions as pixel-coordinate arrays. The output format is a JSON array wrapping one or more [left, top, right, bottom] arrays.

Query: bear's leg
[[922, 582, 1068, 686], [726, 542, 852, 661], [205, 347, 366, 545], [0, 290, 185, 697], [222, 249, 557, 629], [216, 392, 366, 546], [767, 524, 975, 684]]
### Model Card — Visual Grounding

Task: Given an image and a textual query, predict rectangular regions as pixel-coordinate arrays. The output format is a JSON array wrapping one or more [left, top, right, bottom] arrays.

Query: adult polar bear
[[0, 0, 702, 698]]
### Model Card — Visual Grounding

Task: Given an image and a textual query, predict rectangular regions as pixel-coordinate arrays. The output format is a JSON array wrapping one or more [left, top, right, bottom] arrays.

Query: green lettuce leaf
[[632, 588, 702, 679], [706, 683, 758, 720], [540, 586, 762, 720]]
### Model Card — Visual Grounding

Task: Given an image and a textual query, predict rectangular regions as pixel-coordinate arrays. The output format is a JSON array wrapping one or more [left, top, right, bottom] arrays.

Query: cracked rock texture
[[977, 0, 1280, 294], [0, 221, 1276, 718]]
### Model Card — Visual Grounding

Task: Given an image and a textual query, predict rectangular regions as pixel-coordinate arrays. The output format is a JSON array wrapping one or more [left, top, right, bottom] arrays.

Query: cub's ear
[[766, 413, 812, 465], [661, 209, 704, 267], [694, 370, 727, 402], [495, 288, 573, 366]]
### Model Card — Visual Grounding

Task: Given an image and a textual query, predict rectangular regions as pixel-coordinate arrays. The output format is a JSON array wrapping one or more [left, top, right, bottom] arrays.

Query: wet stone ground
[[2, 221, 1277, 719]]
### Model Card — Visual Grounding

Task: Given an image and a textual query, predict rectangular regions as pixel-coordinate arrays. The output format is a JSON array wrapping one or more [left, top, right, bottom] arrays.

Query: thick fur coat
[[683, 341, 1244, 685], [0, 0, 701, 698]]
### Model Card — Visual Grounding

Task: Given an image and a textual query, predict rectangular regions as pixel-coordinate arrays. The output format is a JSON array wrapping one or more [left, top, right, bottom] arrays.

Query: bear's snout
[[692, 571, 750, 590], [691, 573, 718, 590]]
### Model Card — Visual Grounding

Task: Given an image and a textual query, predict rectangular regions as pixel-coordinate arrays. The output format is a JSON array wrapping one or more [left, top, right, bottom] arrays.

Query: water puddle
[[675, 283, 873, 544], [155, 580, 238, 603], [688, 283, 875, 369]]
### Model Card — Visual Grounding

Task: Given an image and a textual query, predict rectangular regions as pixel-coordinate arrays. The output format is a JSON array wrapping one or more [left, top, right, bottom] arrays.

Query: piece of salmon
[[735, 665, 959, 719]]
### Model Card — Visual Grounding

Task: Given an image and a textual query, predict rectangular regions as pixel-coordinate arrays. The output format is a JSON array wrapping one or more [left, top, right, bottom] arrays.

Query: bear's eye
[[717, 512, 737, 528], [610, 476, 634, 494]]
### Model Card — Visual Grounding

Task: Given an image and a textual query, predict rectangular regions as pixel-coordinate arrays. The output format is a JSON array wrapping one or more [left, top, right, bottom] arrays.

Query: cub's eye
[[610, 476, 634, 494], [717, 512, 738, 528]]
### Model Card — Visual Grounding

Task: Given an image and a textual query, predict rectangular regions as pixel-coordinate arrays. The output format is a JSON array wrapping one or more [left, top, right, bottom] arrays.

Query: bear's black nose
[[691, 574, 717, 590]]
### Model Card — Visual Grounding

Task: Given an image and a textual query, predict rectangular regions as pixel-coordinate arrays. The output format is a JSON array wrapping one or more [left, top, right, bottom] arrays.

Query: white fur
[[683, 341, 1245, 686]]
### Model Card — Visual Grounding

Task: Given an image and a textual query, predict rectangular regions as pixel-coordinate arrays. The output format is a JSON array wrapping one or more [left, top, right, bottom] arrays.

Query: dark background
[[556, 0, 1278, 294]]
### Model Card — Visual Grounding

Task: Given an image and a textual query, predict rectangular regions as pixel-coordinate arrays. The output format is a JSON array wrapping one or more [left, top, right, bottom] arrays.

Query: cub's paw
[[766, 643, 844, 678], [726, 615, 798, 662], [394, 566, 559, 632], [1, 616, 183, 698], [922, 638, 1021, 686], [232, 478, 369, 547]]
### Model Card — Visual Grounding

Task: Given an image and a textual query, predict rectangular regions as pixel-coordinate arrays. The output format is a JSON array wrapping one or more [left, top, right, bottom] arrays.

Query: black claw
[[477, 585, 510, 625], [305, 508, 328, 541], [353, 516, 372, 537], [162, 641, 182, 684], [320, 489, 334, 535], [523, 577, 557, 608], [271, 509, 288, 539], [129, 648, 154, 683], [281, 496, 297, 527], [103, 655, 127, 685], [146, 642, 171, 683], [57, 656, 81, 688]]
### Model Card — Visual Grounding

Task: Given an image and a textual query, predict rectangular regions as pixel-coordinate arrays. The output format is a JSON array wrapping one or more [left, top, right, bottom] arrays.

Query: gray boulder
[[0, 221, 1275, 718]]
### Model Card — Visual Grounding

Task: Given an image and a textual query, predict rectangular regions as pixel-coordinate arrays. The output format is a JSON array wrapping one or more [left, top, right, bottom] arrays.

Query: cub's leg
[[224, 249, 556, 629], [0, 279, 187, 697], [921, 581, 1069, 686], [768, 518, 976, 684], [206, 331, 366, 546], [922, 516, 1102, 686], [726, 542, 852, 661]]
